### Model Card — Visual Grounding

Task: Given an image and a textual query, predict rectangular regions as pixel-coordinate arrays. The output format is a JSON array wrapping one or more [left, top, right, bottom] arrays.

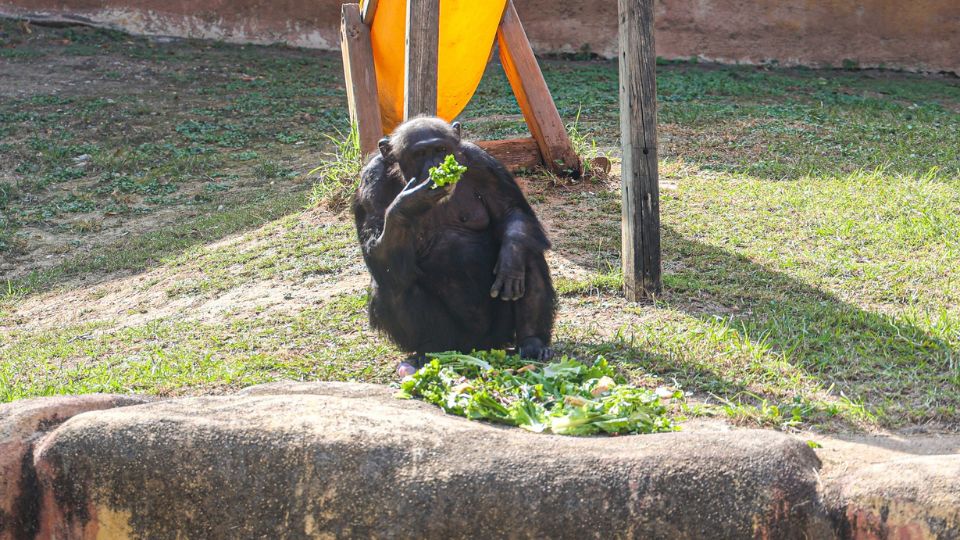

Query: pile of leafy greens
[[396, 350, 679, 436], [429, 154, 467, 188]]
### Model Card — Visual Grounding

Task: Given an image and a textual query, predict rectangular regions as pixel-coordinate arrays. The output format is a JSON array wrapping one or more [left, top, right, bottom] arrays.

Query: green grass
[[463, 60, 959, 180], [462, 57, 960, 429], [0, 293, 394, 401], [542, 162, 959, 429], [2, 20, 959, 432]]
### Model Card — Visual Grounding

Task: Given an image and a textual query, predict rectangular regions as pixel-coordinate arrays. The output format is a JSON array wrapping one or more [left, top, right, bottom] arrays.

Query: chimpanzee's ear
[[451, 121, 462, 142], [378, 137, 391, 160]]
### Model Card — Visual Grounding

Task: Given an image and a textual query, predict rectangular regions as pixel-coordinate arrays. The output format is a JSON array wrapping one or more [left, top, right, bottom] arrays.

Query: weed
[[307, 124, 363, 212], [0, 182, 11, 208], [567, 105, 611, 180], [253, 161, 288, 180]]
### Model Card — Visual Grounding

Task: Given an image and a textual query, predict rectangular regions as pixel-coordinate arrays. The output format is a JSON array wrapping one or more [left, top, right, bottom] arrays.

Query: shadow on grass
[[662, 223, 957, 388], [553, 337, 753, 399], [554, 224, 958, 432], [697, 223, 959, 421], [1, 189, 309, 306]]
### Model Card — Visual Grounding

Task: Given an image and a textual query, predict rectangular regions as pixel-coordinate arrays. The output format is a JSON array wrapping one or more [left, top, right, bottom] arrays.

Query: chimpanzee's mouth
[[422, 155, 447, 179], [430, 154, 448, 169]]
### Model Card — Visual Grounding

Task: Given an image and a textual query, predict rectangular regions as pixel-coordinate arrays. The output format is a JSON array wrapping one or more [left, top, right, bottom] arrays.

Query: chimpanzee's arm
[[352, 157, 420, 289], [464, 145, 550, 300]]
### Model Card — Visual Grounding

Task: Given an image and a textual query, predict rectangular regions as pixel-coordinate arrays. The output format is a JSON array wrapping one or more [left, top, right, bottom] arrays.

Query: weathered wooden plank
[[618, 0, 661, 300], [361, 0, 379, 25], [404, 0, 439, 119], [497, 0, 579, 176], [340, 3, 383, 156], [476, 137, 543, 173]]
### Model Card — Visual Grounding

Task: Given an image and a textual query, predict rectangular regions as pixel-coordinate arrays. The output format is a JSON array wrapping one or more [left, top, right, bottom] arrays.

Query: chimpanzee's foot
[[518, 337, 552, 361], [397, 352, 427, 377], [408, 352, 428, 368], [396, 362, 417, 377]]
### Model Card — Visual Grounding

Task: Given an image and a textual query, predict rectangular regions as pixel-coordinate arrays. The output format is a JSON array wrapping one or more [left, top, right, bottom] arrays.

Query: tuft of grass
[[567, 105, 611, 180], [253, 161, 292, 180], [555, 268, 623, 297], [307, 124, 363, 212], [707, 392, 874, 431]]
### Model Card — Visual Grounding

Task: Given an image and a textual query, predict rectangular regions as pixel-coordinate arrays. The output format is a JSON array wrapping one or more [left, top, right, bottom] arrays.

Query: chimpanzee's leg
[[514, 254, 556, 359], [370, 281, 463, 366]]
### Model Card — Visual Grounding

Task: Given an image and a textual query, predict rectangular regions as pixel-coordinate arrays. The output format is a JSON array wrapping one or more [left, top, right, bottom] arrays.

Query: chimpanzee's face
[[398, 136, 457, 180], [379, 119, 463, 182]]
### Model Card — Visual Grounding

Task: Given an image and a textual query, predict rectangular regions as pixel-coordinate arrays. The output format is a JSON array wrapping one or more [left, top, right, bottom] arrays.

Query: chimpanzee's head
[[378, 117, 463, 180]]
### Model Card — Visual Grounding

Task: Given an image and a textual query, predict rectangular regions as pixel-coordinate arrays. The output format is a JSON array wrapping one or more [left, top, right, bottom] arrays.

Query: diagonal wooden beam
[[497, 0, 580, 176], [477, 137, 543, 173], [361, 0, 379, 25], [340, 3, 384, 156], [404, 0, 439, 119]]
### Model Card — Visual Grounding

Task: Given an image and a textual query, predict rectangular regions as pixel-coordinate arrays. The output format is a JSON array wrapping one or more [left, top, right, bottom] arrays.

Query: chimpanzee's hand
[[388, 176, 449, 218], [490, 249, 525, 301]]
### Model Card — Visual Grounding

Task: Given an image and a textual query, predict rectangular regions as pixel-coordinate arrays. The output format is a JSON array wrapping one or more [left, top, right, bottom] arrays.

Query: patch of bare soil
[[3, 207, 368, 332], [4, 261, 368, 332], [5, 166, 637, 340], [4, 177, 607, 333], [3, 176, 310, 278], [0, 50, 164, 99]]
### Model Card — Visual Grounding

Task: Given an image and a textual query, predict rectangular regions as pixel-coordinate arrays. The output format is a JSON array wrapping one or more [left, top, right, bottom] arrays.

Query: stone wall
[[3, 385, 960, 539], [1, 0, 958, 74]]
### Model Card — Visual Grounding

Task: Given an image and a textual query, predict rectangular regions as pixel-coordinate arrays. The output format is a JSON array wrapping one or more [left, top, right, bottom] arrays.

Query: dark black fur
[[352, 117, 556, 364]]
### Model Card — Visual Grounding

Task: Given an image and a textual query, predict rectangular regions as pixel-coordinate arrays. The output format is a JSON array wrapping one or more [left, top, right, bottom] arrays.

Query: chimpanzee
[[352, 117, 555, 366]]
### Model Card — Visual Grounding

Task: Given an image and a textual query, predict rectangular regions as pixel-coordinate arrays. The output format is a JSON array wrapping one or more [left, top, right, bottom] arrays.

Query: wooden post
[[404, 0, 439, 119], [497, 0, 580, 176], [341, 3, 383, 156], [618, 0, 661, 300]]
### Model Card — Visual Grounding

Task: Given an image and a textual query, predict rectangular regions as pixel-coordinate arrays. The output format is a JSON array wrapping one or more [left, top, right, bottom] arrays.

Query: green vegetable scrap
[[396, 350, 679, 436], [429, 154, 468, 189]]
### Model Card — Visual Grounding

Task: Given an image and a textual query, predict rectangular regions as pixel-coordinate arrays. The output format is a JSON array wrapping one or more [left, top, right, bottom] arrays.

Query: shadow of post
[[552, 223, 958, 430], [665, 225, 957, 423]]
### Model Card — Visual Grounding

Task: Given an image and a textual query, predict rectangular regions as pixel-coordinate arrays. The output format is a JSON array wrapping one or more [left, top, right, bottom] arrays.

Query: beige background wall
[[2, 0, 958, 74]]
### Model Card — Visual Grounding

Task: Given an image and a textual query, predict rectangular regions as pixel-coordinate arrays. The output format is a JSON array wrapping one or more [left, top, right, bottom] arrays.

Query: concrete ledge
[[31, 383, 831, 538], [828, 455, 960, 538], [0, 394, 152, 540], [4, 384, 960, 538]]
